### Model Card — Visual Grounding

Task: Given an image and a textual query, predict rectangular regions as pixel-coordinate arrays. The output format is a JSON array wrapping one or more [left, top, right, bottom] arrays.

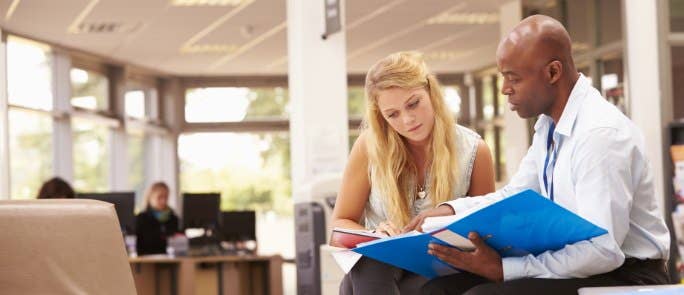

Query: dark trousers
[[340, 257, 428, 295], [421, 258, 669, 295]]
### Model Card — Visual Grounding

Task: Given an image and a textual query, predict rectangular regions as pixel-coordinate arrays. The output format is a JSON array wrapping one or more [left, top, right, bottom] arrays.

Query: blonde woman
[[135, 182, 181, 255], [332, 51, 495, 294]]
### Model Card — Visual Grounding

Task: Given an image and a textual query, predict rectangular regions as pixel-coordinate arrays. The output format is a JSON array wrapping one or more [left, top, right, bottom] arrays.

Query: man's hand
[[403, 204, 455, 232], [427, 232, 503, 282]]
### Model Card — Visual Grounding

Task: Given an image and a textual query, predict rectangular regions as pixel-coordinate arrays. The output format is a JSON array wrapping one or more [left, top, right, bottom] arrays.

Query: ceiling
[[0, 0, 511, 76]]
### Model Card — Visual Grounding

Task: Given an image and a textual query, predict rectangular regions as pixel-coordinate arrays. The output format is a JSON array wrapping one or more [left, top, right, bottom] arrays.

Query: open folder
[[351, 189, 608, 279]]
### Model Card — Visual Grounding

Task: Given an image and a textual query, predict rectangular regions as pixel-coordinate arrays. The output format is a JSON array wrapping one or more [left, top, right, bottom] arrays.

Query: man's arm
[[444, 132, 542, 213], [503, 127, 632, 280]]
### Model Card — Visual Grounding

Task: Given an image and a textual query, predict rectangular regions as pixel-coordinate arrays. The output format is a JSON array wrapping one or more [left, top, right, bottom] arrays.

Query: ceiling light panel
[[180, 44, 238, 54], [171, 0, 251, 6], [427, 12, 499, 25]]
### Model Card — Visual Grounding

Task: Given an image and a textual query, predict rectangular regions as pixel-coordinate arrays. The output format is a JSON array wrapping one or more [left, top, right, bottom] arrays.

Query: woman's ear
[[546, 60, 563, 84]]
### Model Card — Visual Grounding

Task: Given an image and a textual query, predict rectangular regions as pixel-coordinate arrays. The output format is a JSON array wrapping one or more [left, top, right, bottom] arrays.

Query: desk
[[129, 255, 283, 295]]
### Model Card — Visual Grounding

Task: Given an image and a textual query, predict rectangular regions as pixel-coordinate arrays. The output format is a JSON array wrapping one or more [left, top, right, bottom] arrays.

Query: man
[[405, 15, 671, 294]]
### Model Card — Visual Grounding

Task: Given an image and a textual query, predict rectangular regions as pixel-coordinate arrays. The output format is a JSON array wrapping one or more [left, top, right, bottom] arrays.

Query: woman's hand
[[403, 204, 455, 233], [374, 220, 401, 236]]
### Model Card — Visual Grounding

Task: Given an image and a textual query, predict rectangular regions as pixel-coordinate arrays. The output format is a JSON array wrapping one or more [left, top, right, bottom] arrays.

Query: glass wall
[[6, 36, 54, 198], [181, 86, 292, 259], [179, 131, 292, 254], [185, 87, 289, 123], [72, 118, 111, 192], [672, 46, 684, 119], [673, 0, 684, 32], [8, 109, 53, 199], [7, 36, 53, 111], [70, 68, 109, 111]]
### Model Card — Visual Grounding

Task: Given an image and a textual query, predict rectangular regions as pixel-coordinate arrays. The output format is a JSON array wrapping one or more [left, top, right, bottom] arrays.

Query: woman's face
[[150, 188, 169, 210], [376, 86, 435, 145]]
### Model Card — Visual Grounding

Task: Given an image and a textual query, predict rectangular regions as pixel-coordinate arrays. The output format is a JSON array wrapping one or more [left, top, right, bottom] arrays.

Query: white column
[[160, 78, 182, 210], [287, 0, 349, 200], [52, 50, 74, 183], [499, 0, 529, 181], [623, 0, 671, 213], [0, 30, 9, 198]]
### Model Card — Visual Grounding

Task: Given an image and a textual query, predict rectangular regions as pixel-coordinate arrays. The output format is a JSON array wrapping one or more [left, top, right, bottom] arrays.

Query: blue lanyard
[[543, 123, 556, 201]]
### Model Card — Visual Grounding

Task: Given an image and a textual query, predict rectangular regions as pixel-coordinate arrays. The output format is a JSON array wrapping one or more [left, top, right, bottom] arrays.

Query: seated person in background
[[332, 51, 496, 295], [136, 182, 181, 255], [37, 177, 75, 199]]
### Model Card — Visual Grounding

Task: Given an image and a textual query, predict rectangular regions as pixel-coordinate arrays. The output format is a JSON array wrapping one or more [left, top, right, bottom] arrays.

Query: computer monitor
[[182, 193, 220, 230], [220, 211, 256, 242], [76, 192, 136, 235]]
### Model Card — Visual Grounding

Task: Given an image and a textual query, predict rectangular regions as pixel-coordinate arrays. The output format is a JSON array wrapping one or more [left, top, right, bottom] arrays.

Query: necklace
[[416, 171, 429, 199], [417, 184, 427, 199]]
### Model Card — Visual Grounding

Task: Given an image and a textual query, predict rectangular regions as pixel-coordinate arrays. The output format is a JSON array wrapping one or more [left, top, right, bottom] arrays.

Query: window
[[6, 36, 54, 199], [179, 132, 292, 258], [598, 56, 626, 114], [597, 0, 622, 45], [672, 46, 684, 119], [348, 86, 365, 118], [185, 87, 289, 122], [128, 130, 146, 209], [672, 0, 684, 32], [481, 76, 495, 120], [566, 0, 594, 55], [472, 73, 508, 183], [443, 85, 463, 117], [7, 36, 53, 111], [8, 109, 53, 199], [72, 118, 110, 192], [70, 68, 109, 111], [125, 90, 146, 119]]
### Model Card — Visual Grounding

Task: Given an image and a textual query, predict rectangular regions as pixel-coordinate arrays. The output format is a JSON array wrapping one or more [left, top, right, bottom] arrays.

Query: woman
[[37, 177, 75, 199], [332, 51, 495, 294], [135, 182, 181, 255]]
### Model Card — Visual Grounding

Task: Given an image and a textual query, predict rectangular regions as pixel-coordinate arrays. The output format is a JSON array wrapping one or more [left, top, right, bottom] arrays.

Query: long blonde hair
[[364, 51, 460, 227]]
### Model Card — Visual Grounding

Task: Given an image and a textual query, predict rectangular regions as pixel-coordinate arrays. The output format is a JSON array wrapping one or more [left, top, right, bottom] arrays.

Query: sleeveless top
[[363, 124, 481, 229]]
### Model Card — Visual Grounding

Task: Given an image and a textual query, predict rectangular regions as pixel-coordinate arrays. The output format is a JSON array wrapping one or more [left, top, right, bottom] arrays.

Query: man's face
[[496, 47, 553, 119]]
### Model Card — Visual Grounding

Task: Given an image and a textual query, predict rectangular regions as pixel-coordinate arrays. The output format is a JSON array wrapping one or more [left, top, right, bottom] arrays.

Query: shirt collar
[[533, 73, 589, 137]]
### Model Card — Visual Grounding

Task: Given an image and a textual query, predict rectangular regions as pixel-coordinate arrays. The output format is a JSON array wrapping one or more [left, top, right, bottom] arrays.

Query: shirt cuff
[[438, 198, 478, 214], [502, 256, 527, 281]]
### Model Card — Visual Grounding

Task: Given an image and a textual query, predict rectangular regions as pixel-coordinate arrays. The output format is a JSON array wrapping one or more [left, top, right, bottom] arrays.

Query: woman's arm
[[467, 140, 496, 196], [331, 132, 372, 231]]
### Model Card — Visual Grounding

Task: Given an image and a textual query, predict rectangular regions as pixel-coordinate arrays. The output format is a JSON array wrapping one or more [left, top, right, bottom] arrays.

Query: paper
[[432, 229, 475, 251], [331, 249, 363, 274]]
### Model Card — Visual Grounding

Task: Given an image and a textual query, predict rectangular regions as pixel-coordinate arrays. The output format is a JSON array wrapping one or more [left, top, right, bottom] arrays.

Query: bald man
[[408, 15, 670, 294]]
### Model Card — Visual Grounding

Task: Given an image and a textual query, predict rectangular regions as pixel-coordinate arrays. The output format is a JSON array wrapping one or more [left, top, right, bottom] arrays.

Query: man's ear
[[546, 60, 563, 84]]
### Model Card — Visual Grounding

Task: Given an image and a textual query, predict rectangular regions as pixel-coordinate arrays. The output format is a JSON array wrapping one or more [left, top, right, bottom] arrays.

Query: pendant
[[418, 190, 426, 199]]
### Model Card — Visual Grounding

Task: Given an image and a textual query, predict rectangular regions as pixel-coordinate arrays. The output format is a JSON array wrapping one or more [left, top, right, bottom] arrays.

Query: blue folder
[[352, 189, 608, 279]]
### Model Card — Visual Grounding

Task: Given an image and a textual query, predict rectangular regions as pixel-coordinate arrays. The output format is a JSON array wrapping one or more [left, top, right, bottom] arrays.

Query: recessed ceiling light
[[171, 0, 252, 6], [425, 51, 470, 61], [427, 12, 499, 25], [180, 44, 238, 54], [68, 21, 142, 34], [572, 42, 590, 51]]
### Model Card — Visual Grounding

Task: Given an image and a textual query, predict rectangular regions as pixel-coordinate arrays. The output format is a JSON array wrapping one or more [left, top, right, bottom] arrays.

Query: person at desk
[[409, 15, 670, 295], [37, 177, 75, 199], [332, 51, 496, 294], [136, 182, 181, 255]]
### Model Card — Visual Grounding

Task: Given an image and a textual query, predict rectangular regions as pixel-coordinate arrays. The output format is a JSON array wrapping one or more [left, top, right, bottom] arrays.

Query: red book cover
[[330, 228, 385, 249]]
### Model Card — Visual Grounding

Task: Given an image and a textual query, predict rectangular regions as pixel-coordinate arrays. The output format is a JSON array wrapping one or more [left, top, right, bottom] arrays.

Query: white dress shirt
[[444, 74, 670, 280]]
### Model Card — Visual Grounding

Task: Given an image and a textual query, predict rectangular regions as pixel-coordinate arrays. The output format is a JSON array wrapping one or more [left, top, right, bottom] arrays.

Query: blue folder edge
[[352, 189, 608, 279]]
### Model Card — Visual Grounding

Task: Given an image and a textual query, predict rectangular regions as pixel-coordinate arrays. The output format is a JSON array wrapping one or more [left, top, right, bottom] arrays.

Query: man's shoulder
[[574, 93, 633, 135]]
